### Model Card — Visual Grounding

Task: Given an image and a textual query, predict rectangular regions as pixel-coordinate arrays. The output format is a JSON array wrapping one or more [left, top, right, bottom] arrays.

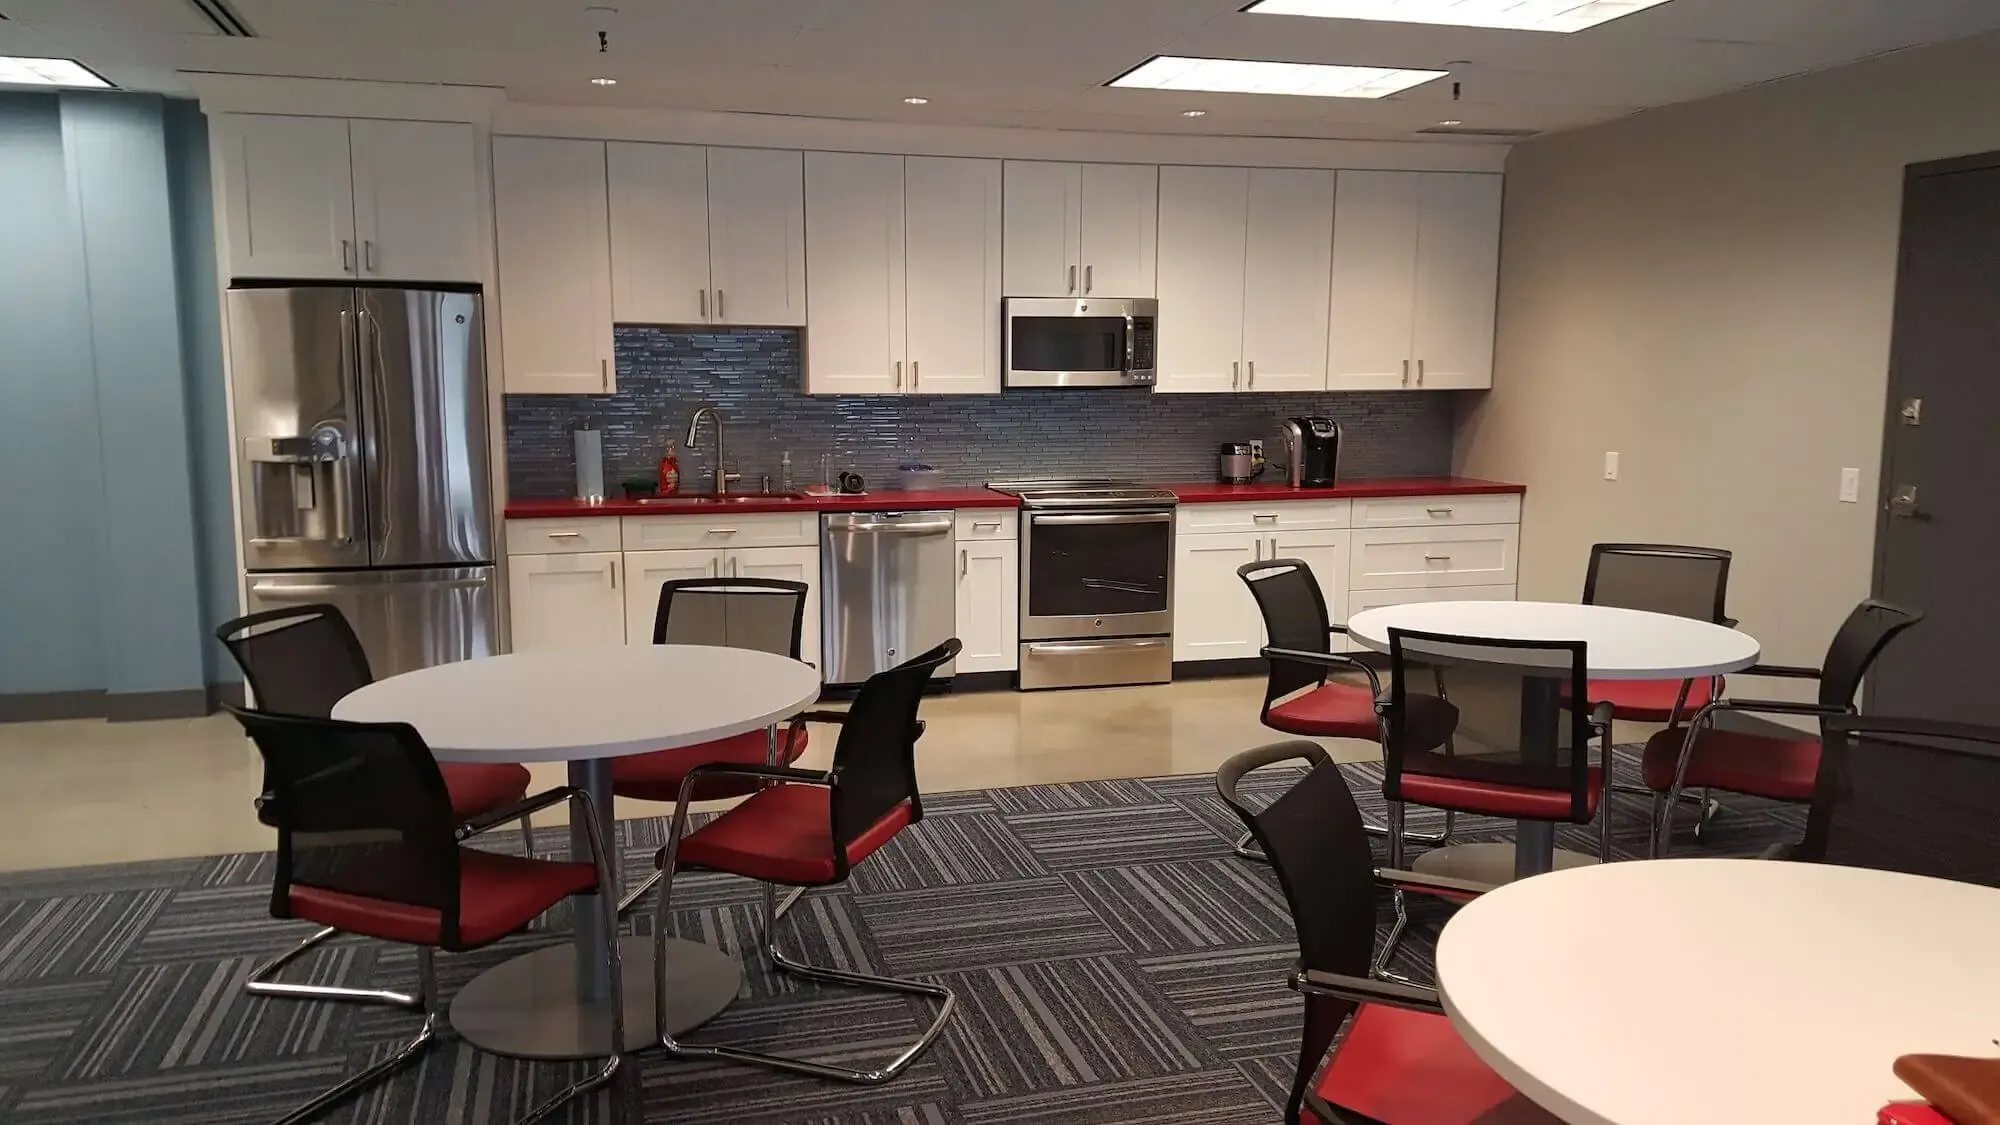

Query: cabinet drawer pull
[[1252, 513, 1279, 523], [546, 531, 582, 539], [1424, 554, 1452, 563], [1426, 507, 1454, 517], [709, 528, 739, 535], [972, 520, 1002, 530]]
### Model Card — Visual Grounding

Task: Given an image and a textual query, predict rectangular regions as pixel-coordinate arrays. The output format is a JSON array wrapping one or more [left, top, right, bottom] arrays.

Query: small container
[[655, 440, 681, 496]]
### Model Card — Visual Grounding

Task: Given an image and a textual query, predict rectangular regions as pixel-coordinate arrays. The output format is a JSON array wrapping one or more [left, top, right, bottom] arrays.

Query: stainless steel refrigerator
[[228, 284, 497, 679]]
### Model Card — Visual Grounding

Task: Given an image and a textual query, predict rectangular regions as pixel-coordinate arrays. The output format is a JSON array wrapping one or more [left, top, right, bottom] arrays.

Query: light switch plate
[[1603, 452, 1620, 481], [1840, 468, 1861, 503]]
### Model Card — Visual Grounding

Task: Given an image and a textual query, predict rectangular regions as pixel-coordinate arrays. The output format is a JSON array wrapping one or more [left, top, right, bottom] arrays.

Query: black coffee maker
[[1278, 417, 1342, 487]]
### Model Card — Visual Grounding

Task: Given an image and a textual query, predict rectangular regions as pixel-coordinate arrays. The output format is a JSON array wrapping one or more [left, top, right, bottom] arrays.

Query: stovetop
[[985, 479, 1179, 509]]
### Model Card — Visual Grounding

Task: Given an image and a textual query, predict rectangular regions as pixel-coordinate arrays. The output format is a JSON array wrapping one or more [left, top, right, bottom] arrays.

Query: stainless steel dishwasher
[[821, 511, 958, 685]]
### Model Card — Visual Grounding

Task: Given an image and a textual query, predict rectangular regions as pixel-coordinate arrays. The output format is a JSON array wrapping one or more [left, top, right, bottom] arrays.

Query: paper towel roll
[[573, 428, 605, 502]]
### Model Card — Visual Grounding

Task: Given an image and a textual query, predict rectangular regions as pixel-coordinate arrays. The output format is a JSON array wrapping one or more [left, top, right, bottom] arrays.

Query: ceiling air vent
[[1419, 124, 1540, 138], [184, 0, 254, 36]]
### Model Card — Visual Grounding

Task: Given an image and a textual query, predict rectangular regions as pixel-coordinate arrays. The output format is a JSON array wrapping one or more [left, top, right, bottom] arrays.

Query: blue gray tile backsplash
[[503, 327, 1458, 497]]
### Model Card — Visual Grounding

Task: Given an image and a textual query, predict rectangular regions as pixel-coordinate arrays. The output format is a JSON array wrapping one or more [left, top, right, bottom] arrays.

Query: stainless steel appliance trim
[[1016, 495, 1175, 642], [1018, 637, 1172, 691], [1030, 512, 1173, 527], [826, 517, 955, 536]]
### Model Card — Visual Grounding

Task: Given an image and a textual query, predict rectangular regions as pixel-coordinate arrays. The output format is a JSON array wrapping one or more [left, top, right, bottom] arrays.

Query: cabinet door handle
[[1085, 264, 1093, 293], [608, 560, 617, 589], [709, 557, 719, 577], [600, 358, 610, 392], [1232, 361, 1240, 390], [960, 548, 968, 578], [895, 360, 903, 389], [1270, 537, 1278, 557], [1068, 264, 1077, 293], [363, 240, 377, 273], [913, 360, 920, 389], [341, 239, 355, 272], [1248, 360, 1256, 389], [717, 289, 726, 319], [1402, 359, 1411, 387], [1253, 539, 1262, 561], [699, 289, 707, 318], [1417, 359, 1426, 387]]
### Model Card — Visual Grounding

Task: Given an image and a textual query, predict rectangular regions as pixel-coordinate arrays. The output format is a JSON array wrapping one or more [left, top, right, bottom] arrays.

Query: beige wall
[[1458, 31, 2000, 669]]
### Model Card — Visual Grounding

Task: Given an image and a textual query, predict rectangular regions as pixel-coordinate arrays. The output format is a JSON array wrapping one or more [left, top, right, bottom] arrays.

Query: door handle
[[1402, 359, 1411, 386], [1232, 361, 1240, 390], [717, 289, 726, 319], [960, 548, 968, 578], [1424, 554, 1452, 563], [730, 557, 739, 578], [1417, 358, 1426, 387], [895, 360, 903, 389], [1068, 264, 1077, 293], [252, 578, 487, 597], [709, 557, 719, 577], [1248, 360, 1255, 389], [1252, 513, 1279, 523], [608, 560, 617, 589], [1085, 264, 1093, 293], [600, 358, 610, 392], [341, 239, 355, 272], [913, 360, 920, 389], [699, 289, 707, 318], [1426, 507, 1455, 517], [545, 530, 582, 539], [363, 240, 377, 273], [1888, 485, 1926, 520]]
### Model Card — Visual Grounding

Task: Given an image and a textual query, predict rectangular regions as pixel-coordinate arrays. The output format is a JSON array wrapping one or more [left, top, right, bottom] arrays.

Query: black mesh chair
[[1643, 599, 1923, 857], [1808, 715, 2000, 878], [1581, 543, 1735, 834], [651, 638, 961, 1084], [215, 604, 534, 1009], [226, 705, 623, 1125], [1236, 558, 1455, 858], [612, 577, 815, 913], [1215, 742, 1555, 1125]]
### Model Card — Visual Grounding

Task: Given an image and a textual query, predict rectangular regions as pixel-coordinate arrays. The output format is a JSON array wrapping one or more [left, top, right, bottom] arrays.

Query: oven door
[[1020, 509, 1175, 639], [1004, 297, 1156, 388]]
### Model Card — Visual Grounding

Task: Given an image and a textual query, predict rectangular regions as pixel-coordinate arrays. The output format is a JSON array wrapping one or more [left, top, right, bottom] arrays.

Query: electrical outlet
[[1603, 452, 1620, 481], [1840, 468, 1861, 503]]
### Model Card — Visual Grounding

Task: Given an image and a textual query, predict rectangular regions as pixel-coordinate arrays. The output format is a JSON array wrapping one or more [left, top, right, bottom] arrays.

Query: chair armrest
[[1743, 663, 1822, 680], [1704, 698, 1851, 719], [456, 785, 578, 840], [1377, 867, 1495, 900], [791, 709, 851, 725], [680, 762, 833, 791], [1589, 700, 1615, 729], [1720, 616, 1740, 629], [1262, 646, 1383, 695], [1328, 623, 1351, 636], [1292, 968, 1443, 1015], [1218, 740, 1331, 805]]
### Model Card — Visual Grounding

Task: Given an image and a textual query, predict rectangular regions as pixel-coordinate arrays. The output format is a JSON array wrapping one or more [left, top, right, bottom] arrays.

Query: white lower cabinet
[[1172, 531, 1265, 662], [732, 545, 823, 671], [1267, 528, 1352, 629], [508, 552, 625, 651], [621, 544, 822, 670], [955, 536, 1019, 674]]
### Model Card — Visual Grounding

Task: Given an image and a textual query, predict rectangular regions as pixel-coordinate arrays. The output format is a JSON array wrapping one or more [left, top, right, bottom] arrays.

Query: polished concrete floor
[[0, 676, 1388, 873]]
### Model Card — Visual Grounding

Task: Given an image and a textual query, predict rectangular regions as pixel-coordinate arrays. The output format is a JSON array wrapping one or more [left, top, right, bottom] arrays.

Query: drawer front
[[1351, 493, 1520, 528], [1177, 500, 1351, 535], [955, 509, 1019, 541], [504, 516, 623, 555], [622, 512, 818, 551], [1349, 525, 1519, 590]]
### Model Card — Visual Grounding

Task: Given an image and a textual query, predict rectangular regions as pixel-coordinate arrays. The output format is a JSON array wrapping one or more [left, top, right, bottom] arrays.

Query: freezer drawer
[[245, 566, 498, 681], [821, 511, 957, 686]]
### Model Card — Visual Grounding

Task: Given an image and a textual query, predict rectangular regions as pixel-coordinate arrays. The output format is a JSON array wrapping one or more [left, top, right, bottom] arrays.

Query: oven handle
[[1030, 512, 1174, 526], [1026, 639, 1171, 656]]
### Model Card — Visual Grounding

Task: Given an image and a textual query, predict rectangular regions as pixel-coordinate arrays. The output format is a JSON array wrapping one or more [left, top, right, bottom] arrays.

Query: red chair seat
[[612, 726, 809, 802], [1880, 1106, 1957, 1124], [1266, 682, 1380, 740], [288, 849, 597, 950], [440, 762, 532, 821], [1641, 726, 1821, 801], [1588, 676, 1719, 722], [1309, 1003, 1559, 1125], [1394, 767, 1602, 821], [664, 783, 909, 886]]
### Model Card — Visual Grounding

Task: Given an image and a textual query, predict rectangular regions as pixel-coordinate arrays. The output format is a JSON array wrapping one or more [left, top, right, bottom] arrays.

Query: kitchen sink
[[626, 492, 813, 505]]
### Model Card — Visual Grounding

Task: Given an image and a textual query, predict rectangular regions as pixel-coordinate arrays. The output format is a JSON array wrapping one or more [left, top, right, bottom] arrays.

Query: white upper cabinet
[[803, 151, 907, 395], [1411, 172, 1503, 390], [1329, 170, 1502, 391], [1079, 163, 1159, 297], [492, 136, 615, 395], [609, 145, 807, 327], [347, 120, 483, 283], [903, 156, 1002, 395], [215, 115, 481, 283], [706, 147, 808, 326], [608, 142, 711, 325], [1155, 165, 1249, 394], [1001, 161, 1157, 297], [1241, 168, 1335, 392], [1329, 170, 1422, 391], [215, 114, 357, 280]]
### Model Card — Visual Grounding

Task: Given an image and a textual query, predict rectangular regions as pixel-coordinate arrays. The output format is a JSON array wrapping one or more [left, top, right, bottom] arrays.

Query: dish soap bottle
[[655, 440, 681, 496], [779, 450, 794, 492]]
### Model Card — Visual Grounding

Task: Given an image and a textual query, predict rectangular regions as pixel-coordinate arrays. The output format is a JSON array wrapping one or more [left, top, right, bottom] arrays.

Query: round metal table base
[[1412, 842, 1598, 884], [450, 936, 741, 1060]]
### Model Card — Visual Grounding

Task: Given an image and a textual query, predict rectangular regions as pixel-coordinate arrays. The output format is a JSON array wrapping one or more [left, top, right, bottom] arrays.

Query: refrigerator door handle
[[250, 577, 490, 598], [360, 306, 392, 552]]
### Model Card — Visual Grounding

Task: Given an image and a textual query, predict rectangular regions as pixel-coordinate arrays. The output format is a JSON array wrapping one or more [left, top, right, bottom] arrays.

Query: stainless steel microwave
[[1003, 297, 1157, 388]]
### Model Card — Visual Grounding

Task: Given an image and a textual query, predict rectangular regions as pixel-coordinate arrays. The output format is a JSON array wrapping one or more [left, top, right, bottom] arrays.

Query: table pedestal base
[[450, 936, 741, 1060], [1413, 842, 1597, 885]]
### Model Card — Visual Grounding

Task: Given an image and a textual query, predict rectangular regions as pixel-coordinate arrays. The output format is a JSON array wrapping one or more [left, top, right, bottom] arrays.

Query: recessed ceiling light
[[590, 76, 617, 86], [1110, 56, 1445, 99], [1243, 0, 1675, 34], [0, 56, 113, 89], [1438, 119, 1464, 126], [1182, 109, 1208, 117], [903, 96, 930, 105]]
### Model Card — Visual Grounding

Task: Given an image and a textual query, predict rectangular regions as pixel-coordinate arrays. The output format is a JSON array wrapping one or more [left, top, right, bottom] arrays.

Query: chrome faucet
[[684, 404, 739, 494]]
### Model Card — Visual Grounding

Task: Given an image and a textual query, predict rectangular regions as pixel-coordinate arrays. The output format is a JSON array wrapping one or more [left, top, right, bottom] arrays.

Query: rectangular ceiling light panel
[[1109, 55, 1446, 98], [0, 56, 113, 87], [1244, 0, 1675, 34]]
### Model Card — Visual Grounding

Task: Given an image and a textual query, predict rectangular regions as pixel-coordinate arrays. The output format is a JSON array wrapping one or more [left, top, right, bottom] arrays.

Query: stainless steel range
[[988, 480, 1177, 690]]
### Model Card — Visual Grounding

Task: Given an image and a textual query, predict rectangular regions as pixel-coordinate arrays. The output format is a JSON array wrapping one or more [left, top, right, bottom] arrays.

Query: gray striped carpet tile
[[0, 753, 1809, 1125]]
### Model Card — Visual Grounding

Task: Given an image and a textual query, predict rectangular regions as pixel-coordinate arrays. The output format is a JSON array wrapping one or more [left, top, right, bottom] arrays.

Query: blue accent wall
[[0, 93, 233, 704]]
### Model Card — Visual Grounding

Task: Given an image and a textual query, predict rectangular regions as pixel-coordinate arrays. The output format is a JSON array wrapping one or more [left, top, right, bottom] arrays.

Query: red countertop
[[504, 488, 1016, 519], [1168, 476, 1525, 504]]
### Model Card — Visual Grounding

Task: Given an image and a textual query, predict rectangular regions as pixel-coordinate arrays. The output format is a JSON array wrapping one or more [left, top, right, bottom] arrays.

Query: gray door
[[228, 286, 369, 572], [358, 287, 493, 567], [244, 566, 498, 680], [1871, 154, 2000, 721]]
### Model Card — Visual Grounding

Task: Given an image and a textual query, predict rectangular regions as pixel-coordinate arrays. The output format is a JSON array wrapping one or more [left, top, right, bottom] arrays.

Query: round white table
[[1438, 859, 2000, 1125], [1345, 601, 1760, 880], [333, 645, 821, 1060]]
